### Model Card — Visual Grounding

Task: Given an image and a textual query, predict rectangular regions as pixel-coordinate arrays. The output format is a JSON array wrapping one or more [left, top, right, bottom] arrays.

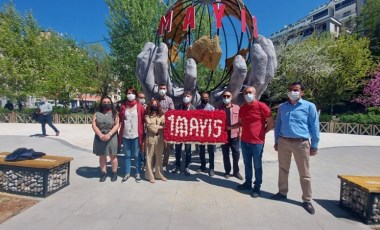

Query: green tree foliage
[[0, 2, 99, 104], [105, 0, 165, 90], [267, 33, 373, 112], [85, 44, 121, 97], [356, 0, 380, 58]]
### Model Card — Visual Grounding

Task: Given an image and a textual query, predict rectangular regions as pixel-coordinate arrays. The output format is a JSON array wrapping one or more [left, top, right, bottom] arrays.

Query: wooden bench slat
[[0, 152, 73, 169], [338, 175, 380, 193]]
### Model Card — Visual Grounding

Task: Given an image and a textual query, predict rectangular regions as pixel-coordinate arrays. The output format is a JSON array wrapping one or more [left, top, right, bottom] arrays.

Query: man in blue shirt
[[272, 82, 320, 215]]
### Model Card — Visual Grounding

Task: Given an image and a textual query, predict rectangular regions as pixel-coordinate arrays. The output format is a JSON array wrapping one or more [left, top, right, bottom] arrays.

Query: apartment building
[[270, 0, 365, 44]]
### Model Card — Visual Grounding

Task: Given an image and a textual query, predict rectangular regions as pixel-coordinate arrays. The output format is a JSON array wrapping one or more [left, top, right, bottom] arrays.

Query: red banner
[[164, 110, 228, 144]]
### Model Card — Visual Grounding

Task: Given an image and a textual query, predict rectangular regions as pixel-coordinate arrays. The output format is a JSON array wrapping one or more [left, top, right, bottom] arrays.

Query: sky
[[0, 0, 330, 49]]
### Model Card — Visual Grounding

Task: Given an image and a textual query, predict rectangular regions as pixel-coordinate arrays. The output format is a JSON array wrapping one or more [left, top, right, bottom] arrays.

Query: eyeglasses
[[222, 95, 231, 98], [102, 102, 111, 104]]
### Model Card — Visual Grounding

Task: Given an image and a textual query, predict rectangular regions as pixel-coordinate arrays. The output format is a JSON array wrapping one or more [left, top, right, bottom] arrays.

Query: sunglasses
[[222, 95, 231, 98]]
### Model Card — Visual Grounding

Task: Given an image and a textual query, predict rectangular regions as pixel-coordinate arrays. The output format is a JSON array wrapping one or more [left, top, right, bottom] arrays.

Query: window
[[335, 0, 356, 11], [312, 9, 328, 21], [343, 11, 351, 17]]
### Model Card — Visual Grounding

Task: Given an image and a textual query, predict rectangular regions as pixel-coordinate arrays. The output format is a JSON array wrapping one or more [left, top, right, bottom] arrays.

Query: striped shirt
[[156, 95, 174, 114]]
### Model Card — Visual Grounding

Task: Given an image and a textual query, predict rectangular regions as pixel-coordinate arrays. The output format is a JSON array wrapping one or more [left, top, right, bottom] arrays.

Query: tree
[[85, 44, 121, 97], [105, 0, 165, 90], [355, 64, 380, 107], [267, 33, 373, 113], [356, 0, 380, 58], [0, 2, 98, 104]]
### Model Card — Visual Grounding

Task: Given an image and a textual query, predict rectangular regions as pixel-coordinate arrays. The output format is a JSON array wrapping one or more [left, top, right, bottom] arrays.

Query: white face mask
[[138, 98, 145, 104], [159, 89, 167, 96], [244, 93, 254, 103], [223, 98, 231, 104], [183, 96, 191, 104], [288, 91, 301, 101], [127, 94, 136, 101]]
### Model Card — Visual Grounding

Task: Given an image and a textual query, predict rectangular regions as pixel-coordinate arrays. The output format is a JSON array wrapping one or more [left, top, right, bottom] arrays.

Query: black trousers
[[221, 137, 240, 175]]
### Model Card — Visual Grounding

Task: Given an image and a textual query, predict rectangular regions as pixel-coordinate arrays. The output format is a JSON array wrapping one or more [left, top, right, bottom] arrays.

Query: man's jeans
[[40, 114, 59, 135], [199, 145, 215, 170], [175, 143, 191, 168], [241, 141, 264, 189], [221, 137, 240, 175], [123, 137, 141, 175]]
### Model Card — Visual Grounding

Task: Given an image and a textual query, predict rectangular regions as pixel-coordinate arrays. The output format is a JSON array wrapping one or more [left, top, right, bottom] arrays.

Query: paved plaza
[[0, 123, 380, 230]]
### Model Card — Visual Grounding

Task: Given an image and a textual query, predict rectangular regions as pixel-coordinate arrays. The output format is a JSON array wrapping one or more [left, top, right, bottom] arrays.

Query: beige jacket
[[145, 114, 165, 144]]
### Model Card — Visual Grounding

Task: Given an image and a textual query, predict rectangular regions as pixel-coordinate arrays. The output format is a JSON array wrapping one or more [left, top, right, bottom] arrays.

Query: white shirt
[[123, 106, 139, 139]]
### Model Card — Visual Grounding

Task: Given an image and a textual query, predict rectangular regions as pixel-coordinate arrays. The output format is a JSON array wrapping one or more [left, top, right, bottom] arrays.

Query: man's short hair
[[183, 91, 192, 96], [159, 83, 167, 88], [199, 91, 209, 97], [289, 81, 305, 91]]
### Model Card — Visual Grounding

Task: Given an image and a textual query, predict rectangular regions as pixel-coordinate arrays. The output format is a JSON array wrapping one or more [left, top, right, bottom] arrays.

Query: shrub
[[339, 114, 380, 124]]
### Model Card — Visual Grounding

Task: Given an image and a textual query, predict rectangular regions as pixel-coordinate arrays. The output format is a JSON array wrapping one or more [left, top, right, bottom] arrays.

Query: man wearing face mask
[[171, 91, 196, 176], [196, 92, 216, 176], [272, 82, 320, 215], [228, 86, 274, 198], [218, 90, 243, 180], [156, 83, 175, 171], [137, 92, 147, 109]]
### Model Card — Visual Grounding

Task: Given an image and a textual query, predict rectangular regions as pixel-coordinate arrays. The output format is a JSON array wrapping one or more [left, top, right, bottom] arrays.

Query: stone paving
[[0, 123, 379, 229]]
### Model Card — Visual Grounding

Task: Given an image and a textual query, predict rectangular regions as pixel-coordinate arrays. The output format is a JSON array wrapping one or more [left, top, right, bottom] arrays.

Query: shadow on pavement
[[76, 166, 99, 178], [314, 199, 360, 222], [29, 134, 46, 137]]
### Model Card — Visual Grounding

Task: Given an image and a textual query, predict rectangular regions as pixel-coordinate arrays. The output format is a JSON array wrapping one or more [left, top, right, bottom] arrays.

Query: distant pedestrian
[[38, 97, 59, 136], [4, 100, 14, 111], [92, 96, 120, 182], [18, 101, 23, 111], [272, 81, 320, 215], [144, 99, 167, 183]]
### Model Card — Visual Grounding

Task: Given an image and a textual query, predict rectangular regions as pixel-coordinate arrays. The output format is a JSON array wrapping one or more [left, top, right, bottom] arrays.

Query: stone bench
[[338, 175, 380, 224], [0, 152, 73, 197]]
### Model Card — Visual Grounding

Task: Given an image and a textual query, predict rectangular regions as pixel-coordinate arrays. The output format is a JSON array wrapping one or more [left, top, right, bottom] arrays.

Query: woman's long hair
[[146, 99, 163, 116], [99, 96, 117, 118]]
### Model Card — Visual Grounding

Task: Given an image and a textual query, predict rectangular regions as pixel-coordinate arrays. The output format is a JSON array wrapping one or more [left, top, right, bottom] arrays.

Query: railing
[[319, 122, 380, 136], [1, 113, 379, 136], [0, 112, 92, 124]]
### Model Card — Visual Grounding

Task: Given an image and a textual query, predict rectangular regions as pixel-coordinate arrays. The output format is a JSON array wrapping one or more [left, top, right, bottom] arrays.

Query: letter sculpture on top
[[136, 0, 277, 106]]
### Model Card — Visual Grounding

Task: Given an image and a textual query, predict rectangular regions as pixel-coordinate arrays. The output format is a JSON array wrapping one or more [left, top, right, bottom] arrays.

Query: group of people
[[91, 81, 320, 214]]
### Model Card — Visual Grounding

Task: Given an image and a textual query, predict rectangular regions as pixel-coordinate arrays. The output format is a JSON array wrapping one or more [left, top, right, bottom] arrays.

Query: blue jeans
[[40, 114, 59, 135], [175, 143, 192, 168], [123, 137, 141, 175], [241, 141, 264, 189]]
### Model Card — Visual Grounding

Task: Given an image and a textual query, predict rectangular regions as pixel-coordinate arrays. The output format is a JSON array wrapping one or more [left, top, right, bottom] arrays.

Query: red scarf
[[126, 99, 137, 108]]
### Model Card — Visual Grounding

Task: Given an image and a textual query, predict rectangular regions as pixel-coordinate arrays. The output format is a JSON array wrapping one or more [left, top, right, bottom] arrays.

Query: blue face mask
[[244, 93, 254, 103]]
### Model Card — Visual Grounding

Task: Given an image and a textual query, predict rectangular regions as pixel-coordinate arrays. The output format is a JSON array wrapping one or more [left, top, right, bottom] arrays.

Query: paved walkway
[[0, 123, 380, 229]]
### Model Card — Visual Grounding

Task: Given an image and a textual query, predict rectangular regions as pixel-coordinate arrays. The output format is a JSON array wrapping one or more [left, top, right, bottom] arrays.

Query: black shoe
[[236, 182, 252, 191], [224, 173, 230, 179], [184, 168, 191, 176], [233, 172, 243, 180], [99, 173, 107, 182], [208, 169, 215, 177], [121, 174, 130, 183], [196, 167, 207, 173], [171, 167, 180, 174], [302, 202, 315, 214], [111, 173, 117, 182], [250, 187, 261, 198], [271, 193, 287, 200], [135, 174, 142, 183]]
